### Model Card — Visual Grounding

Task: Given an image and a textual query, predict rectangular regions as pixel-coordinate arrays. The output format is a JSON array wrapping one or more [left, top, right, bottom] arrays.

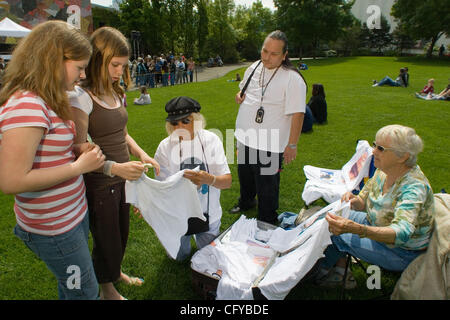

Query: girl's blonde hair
[[0, 21, 92, 120], [83, 27, 131, 98]]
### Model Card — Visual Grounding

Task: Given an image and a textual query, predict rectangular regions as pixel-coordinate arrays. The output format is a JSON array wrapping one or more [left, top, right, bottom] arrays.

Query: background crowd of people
[[130, 53, 196, 89]]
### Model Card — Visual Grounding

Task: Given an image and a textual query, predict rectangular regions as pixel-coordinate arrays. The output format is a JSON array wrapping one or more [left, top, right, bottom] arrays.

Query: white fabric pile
[[191, 201, 349, 300], [302, 140, 373, 205]]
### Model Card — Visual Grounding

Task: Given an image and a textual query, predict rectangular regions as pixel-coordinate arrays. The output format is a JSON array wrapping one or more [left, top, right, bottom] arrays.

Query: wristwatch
[[287, 144, 297, 149]]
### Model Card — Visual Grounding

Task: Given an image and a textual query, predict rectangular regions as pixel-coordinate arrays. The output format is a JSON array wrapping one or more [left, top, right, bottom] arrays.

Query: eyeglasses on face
[[372, 141, 395, 152], [169, 117, 191, 126]]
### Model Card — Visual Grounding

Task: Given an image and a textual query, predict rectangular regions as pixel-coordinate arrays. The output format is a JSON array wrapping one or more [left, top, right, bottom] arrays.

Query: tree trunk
[[426, 32, 443, 58], [298, 47, 303, 60]]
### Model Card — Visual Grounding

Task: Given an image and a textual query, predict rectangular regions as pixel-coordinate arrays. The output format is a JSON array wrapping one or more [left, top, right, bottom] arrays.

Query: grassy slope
[[0, 56, 448, 299]]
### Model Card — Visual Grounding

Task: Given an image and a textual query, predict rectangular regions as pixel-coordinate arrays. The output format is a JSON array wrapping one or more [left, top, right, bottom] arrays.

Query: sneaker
[[316, 268, 357, 290], [372, 80, 377, 84]]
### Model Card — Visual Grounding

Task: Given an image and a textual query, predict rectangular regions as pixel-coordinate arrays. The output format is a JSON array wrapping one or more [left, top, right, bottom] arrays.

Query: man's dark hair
[[266, 30, 307, 90]]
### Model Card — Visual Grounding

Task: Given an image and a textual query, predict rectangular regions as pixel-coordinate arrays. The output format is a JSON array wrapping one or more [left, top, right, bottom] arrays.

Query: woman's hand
[[183, 170, 213, 186], [74, 144, 105, 174], [112, 161, 145, 181], [73, 142, 95, 157], [140, 154, 160, 176], [326, 212, 352, 236], [341, 192, 365, 211]]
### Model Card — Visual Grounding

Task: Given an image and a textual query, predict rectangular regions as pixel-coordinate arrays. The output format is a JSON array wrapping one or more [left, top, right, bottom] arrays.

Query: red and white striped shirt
[[0, 91, 87, 236]]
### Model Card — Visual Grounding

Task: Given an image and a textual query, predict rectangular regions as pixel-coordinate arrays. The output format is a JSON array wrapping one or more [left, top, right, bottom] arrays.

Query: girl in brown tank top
[[71, 27, 160, 300]]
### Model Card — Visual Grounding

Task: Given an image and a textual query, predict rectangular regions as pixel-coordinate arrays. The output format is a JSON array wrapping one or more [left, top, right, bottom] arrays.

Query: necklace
[[255, 65, 280, 123]]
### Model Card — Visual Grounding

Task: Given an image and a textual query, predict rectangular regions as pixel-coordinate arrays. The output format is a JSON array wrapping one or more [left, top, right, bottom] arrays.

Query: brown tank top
[[84, 94, 130, 189]]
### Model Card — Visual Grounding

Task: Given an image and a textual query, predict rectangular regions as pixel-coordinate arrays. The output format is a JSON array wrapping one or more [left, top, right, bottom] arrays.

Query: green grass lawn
[[0, 56, 449, 300]]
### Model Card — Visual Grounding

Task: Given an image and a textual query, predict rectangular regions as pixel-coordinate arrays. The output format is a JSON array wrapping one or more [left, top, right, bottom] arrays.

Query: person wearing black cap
[[154, 96, 232, 261]]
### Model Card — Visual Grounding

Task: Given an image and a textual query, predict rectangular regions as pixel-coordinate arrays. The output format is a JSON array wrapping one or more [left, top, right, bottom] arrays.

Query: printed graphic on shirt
[[180, 157, 210, 235]]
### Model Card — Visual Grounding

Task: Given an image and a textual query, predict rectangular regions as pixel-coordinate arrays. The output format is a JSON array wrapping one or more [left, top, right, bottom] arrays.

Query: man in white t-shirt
[[230, 30, 307, 225], [154, 96, 232, 261]]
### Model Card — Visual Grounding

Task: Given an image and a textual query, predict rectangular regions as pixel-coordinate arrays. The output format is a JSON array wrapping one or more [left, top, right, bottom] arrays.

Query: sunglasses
[[372, 141, 395, 152], [169, 117, 192, 126]]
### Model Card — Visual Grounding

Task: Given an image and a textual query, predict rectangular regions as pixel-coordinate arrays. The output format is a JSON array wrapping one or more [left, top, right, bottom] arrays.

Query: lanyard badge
[[255, 106, 264, 123], [256, 65, 280, 124]]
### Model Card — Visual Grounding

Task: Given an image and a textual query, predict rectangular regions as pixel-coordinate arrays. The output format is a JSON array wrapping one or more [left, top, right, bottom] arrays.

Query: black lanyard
[[255, 65, 280, 123]]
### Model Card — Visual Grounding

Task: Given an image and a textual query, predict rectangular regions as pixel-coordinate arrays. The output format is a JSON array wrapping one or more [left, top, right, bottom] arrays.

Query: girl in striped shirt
[[0, 21, 105, 299]]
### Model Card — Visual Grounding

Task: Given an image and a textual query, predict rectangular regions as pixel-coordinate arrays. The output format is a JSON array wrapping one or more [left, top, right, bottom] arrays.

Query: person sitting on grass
[[307, 83, 327, 124], [134, 85, 151, 105], [372, 68, 407, 87], [227, 73, 241, 82], [416, 79, 450, 101], [436, 80, 450, 100], [315, 124, 434, 289], [415, 78, 434, 98]]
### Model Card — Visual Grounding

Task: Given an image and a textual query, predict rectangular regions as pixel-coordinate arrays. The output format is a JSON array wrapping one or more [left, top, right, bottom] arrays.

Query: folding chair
[[340, 254, 400, 300]]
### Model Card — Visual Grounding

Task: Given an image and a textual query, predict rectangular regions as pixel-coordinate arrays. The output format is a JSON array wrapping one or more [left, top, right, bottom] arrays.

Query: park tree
[[391, 0, 450, 58], [206, 0, 239, 62], [196, 0, 209, 61], [180, 0, 196, 58], [118, 0, 153, 56], [92, 6, 121, 30], [162, 0, 182, 55], [330, 17, 363, 56], [273, 0, 354, 58], [233, 1, 275, 60], [359, 14, 392, 55], [391, 22, 416, 56]]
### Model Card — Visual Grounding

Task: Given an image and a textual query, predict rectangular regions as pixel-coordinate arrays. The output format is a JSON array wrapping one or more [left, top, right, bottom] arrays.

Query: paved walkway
[[193, 61, 253, 82]]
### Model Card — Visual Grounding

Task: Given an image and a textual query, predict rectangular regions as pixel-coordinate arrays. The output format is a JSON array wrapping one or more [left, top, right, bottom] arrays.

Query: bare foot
[[99, 282, 127, 300], [119, 272, 144, 286]]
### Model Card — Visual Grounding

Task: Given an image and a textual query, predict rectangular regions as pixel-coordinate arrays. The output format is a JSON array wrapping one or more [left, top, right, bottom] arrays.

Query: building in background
[[0, 0, 93, 34], [351, 0, 449, 53], [0, 0, 93, 59]]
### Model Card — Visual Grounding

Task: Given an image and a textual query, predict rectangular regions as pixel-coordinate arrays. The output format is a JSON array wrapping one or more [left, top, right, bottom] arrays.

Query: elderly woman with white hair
[[316, 124, 435, 288], [154, 96, 232, 261]]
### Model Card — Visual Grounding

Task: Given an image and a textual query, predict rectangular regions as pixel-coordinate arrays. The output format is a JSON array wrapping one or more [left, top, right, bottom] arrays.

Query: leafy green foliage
[[391, 0, 450, 58]]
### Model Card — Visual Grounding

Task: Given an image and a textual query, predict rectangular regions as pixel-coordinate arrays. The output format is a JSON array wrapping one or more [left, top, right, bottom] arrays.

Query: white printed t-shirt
[[125, 170, 205, 259], [235, 61, 306, 153], [154, 129, 231, 225]]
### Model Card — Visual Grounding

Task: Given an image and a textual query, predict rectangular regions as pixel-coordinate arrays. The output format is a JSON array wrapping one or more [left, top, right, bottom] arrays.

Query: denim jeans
[[321, 210, 423, 272], [176, 219, 221, 261], [377, 76, 400, 87], [14, 213, 99, 300]]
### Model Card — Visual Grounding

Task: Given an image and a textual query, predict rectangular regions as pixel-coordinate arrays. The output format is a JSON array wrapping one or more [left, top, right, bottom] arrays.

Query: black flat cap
[[165, 96, 201, 121]]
